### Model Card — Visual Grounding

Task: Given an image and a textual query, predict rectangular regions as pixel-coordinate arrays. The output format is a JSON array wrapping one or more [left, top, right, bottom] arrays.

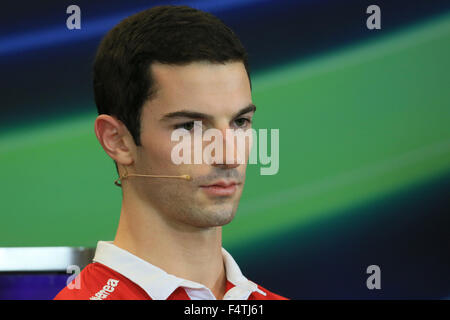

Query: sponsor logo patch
[[90, 279, 119, 300]]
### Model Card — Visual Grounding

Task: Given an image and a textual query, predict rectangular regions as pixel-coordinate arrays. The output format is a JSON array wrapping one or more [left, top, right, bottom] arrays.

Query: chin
[[193, 207, 237, 228]]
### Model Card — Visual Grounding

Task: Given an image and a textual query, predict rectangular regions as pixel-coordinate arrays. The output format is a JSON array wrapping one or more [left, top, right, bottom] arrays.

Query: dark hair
[[93, 5, 251, 175]]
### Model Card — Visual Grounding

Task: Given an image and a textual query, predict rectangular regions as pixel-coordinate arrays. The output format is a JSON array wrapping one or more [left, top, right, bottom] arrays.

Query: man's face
[[130, 61, 254, 228]]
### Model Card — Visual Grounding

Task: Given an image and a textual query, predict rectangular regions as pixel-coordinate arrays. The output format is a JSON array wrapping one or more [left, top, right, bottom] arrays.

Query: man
[[55, 5, 287, 300]]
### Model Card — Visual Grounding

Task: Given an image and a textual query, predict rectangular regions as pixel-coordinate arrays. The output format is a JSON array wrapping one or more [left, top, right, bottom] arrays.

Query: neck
[[113, 192, 227, 299]]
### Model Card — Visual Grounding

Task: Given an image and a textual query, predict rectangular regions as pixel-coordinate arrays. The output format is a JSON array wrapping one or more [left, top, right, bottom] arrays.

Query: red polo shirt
[[54, 241, 288, 300]]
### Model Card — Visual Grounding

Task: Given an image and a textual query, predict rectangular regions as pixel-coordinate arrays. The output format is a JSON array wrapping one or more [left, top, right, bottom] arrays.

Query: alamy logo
[[366, 265, 381, 290], [366, 5, 381, 30], [66, 5, 81, 30], [170, 121, 279, 175], [90, 279, 120, 300], [66, 265, 81, 290]]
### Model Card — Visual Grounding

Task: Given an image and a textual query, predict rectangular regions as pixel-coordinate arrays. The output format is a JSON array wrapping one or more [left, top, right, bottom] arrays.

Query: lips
[[204, 181, 237, 187], [200, 181, 240, 196]]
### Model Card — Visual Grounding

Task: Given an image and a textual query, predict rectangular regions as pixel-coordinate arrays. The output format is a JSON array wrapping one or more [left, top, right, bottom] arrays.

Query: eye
[[234, 118, 251, 128], [174, 121, 195, 131]]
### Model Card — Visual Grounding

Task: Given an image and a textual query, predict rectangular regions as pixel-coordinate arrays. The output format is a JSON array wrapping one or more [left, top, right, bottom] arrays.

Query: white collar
[[92, 241, 266, 300]]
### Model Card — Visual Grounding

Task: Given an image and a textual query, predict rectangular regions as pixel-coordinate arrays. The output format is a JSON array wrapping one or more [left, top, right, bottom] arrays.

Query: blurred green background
[[2, 12, 449, 248]]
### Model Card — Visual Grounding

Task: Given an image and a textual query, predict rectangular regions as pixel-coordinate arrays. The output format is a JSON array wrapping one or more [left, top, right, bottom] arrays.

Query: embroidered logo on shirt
[[90, 279, 119, 300]]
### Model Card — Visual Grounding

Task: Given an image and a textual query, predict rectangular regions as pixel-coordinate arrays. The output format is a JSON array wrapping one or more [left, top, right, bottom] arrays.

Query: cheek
[[141, 130, 175, 168]]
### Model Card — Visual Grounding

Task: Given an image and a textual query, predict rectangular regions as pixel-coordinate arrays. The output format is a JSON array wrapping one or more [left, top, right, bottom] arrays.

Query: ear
[[94, 114, 135, 167]]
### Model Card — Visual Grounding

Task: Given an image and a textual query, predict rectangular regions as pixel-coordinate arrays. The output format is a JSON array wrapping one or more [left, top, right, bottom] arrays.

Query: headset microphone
[[114, 167, 191, 187]]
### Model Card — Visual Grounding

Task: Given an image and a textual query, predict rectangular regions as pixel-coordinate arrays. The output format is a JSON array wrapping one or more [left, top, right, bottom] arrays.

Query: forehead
[[144, 61, 252, 118]]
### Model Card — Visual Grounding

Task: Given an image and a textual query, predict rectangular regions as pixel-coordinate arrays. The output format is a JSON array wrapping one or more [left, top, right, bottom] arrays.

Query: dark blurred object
[[0, 247, 94, 300]]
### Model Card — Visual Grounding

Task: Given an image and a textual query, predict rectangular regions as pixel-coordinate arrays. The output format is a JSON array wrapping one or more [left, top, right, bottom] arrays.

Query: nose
[[210, 127, 243, 169]]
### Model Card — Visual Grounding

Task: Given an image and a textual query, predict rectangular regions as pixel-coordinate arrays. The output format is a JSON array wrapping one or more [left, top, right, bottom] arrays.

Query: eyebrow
[[160, 103, 257, 122]]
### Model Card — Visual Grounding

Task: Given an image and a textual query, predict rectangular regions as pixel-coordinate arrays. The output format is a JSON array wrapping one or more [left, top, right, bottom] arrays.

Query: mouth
[[199, 180, 240, 197]]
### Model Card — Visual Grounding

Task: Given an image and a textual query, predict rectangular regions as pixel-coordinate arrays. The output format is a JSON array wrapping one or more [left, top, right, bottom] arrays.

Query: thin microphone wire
[[114, 167, 191, 187]]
